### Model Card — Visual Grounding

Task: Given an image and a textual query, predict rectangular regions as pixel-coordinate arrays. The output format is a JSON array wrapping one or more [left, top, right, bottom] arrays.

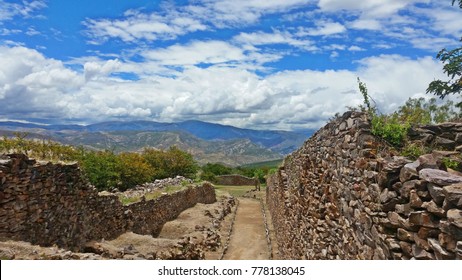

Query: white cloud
[[303, 21, 347, 36], [0, 46, 83, 119], [84, 0, 313, 43], [84, 59, 121, 81], [0, 45, 449, 131], [233, 30, 316, 51], [418, 5, 462, 36], [356, 55, 446, 112], [348, 45, 366, 51], [142, 41, 247, 66], [330, 51, 339, 59], [349, 19, 382, 30], [325, 44, 346, 51], [84, 9, 207, 43], [0, 0, 46, 22], [194, 0, 312, 26], [317, 0, 429, 17]]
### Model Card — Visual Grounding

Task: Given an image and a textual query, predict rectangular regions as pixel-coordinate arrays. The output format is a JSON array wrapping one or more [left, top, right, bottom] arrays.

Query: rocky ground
[[0, 195, 236, 260]]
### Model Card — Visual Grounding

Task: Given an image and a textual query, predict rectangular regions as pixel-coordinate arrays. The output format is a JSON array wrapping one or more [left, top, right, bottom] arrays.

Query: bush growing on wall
[[356, 78, 460, 148]]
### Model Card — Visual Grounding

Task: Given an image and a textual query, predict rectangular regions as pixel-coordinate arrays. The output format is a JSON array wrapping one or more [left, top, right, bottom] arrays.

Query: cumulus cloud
[[0, 44, 448, 130], [84, 59, 121, 81], [0, 46, 83, 119]]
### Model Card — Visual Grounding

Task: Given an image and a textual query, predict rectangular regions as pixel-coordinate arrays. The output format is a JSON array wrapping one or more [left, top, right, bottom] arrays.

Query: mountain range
[[0, 120, 312, 166]]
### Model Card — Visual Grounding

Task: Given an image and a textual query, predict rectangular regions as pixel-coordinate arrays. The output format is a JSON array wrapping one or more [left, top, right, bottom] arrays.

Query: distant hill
[[0, 120, 313, 166]]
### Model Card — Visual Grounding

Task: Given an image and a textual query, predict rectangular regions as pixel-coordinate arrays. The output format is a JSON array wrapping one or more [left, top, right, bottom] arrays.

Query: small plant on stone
[[357, 78, 409, 147], [442, 157, 461, 170], [400, 143, 427, 160]]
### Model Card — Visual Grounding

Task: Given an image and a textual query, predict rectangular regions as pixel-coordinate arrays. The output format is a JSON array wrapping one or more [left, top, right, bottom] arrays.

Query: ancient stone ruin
[[216, 174, 258, 186], [267, 111, 462, 260], [2, 111, 462, 260], [0, 154, 216, 252]]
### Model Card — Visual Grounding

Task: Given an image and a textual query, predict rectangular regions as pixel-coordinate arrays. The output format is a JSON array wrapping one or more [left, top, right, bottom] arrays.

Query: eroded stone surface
[[443, 184, 462, 208], [419, 169, 462, 186]]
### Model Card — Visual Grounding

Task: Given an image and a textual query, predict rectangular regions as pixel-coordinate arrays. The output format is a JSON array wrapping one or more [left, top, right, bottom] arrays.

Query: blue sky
[[0, 0, 461, 130]]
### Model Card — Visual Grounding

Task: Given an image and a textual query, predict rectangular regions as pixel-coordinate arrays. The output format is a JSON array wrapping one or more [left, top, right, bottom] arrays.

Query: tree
[[142, 146, 198, 180], [395, 97, 459, 124], [117, 152, 153, 191], [427, 0, 462, 108], [79, 150, 121, 191]]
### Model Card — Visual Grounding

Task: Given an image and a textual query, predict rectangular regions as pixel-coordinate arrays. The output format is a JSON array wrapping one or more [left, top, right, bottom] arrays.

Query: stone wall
[[0, 154, 216, 251], [267, 111, 462, 260], [216, 174, 257, 186]]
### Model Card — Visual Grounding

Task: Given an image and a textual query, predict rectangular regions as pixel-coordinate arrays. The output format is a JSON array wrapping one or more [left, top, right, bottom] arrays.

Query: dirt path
[[222, 198, 269, 260]]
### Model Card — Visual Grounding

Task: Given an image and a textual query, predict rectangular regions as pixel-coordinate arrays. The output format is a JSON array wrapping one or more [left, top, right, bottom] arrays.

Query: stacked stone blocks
[[0, 154, 216, 251], [267, 111, 462, 260]]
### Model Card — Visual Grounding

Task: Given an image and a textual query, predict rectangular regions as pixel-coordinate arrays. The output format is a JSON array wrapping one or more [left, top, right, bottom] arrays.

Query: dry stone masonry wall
[[0, 154, 216, 251], [216, 174, 257, 186], [267, 111, 462, 260]]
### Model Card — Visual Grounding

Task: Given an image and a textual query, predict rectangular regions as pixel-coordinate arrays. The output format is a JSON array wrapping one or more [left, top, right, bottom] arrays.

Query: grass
[[214, 184, 266, 197], [118, 184, 188, 205]]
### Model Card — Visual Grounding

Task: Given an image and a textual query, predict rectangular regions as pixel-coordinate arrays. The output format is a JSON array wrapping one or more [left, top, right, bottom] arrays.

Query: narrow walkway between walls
[[222, 198, 270, 260]]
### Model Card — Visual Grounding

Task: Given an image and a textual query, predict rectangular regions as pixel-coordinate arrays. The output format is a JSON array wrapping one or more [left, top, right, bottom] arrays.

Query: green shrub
[[371, 114, 409, 147], [79, 150, 121, 191], [401, 143, 427, 160], [117, 152, 153, 191], [357, 78, 409, 147], [199, 171, 217, 183], [142, 146, 198, 180], [442, 157, 460, 170], [1, 135, 199, 191]]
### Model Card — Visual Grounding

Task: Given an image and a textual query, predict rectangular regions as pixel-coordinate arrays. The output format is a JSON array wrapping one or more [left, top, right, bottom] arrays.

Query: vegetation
[[426, 1, 462, 108], [357, 78, 460, 154], [356, 77, 408, 147], [400, 143, 429, 160], [355, 1, 462, 149], [0, 136, 198, 191], [0, 133, 80, 161], [142, 147, 198, 180], [442, 157, 460, 170], [78, 150, 122, 191], [367, 96, 459, 147]]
